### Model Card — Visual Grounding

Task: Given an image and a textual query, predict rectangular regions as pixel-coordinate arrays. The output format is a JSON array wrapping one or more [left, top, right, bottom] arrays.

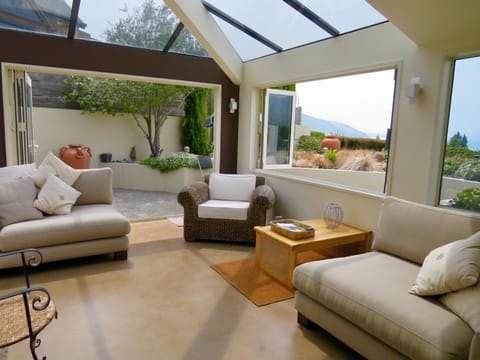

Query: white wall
[[32, 108, 182, 168], [237, 22, 480, 228]]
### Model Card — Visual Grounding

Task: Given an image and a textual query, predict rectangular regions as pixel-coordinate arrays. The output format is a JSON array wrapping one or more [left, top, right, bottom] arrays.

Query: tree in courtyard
[[64, 0, 212, 158], [181, 88, 212, 155], [65, 76, 190, 158], [105, 0, 208, 57]]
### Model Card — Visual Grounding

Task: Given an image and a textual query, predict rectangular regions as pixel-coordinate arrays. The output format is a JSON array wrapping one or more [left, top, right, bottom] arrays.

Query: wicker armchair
[[177, 174, 275, 244]]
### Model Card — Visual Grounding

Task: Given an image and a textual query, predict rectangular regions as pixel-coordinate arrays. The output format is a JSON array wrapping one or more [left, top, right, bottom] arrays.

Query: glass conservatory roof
[[0, 0, 386, 62], [203, 0, 387, 61]]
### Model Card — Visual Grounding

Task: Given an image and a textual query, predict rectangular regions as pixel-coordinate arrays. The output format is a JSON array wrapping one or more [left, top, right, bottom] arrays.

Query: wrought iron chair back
[[0, 248, 57, 360]]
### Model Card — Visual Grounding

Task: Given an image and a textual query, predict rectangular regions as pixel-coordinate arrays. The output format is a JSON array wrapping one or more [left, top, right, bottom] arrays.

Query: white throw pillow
[[33, 152, 80, 188], [440, 283, 480, 332], [409, 232, 480, 296], [34, 174, 81, 215], [209, 173, 256, 201]]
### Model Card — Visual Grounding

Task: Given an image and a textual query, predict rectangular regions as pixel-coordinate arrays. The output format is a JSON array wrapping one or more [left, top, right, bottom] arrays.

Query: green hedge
[[140, 152, 199, 173], [338, 136, 386, 151]]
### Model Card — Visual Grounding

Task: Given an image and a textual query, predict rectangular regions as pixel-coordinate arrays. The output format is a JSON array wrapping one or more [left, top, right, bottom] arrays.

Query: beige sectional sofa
[[0, 163, 130, 269], [293, 196, 480, 360]]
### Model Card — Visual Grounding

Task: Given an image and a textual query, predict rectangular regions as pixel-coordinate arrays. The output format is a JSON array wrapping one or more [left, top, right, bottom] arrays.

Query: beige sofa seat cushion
[[373, 196, 480, 264], [293, 251, 473, 360], [198, 200, 249, 220], [0, 204, 130, 251]]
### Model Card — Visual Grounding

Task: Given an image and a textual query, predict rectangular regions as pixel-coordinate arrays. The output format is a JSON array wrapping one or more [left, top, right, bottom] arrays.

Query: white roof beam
[[165, 0, 243, 84]]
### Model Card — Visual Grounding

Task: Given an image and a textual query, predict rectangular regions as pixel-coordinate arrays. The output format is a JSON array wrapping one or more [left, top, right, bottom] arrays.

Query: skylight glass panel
[[204, 0, 388, 62], [77, 0, 208, 57], [206, 0, 331, 51], [0, 0, 73, 36], [169, 26, 209, 57], [301, 0, 387, 33], [77, 0, 173, 50], [211, 13, 274, 62]]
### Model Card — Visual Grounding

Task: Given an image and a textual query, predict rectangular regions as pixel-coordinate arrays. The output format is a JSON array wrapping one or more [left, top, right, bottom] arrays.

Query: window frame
[[256, 66, 398, 196], [261, 88, 297, 169], [436, 55, 480, 213]]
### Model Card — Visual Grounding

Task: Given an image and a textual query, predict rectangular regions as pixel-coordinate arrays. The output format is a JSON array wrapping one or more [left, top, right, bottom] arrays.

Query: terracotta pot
[[60, 144, 92, 169], [321, 135, 341, 150]]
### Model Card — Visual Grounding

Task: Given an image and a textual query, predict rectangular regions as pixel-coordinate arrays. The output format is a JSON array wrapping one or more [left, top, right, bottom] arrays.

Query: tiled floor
[[112, 188, 183, 221], [1, 220, 363, 360]]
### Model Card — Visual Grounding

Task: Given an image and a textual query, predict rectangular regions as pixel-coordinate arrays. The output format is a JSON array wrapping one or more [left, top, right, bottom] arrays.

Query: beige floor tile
[[1, 235, 362, 360]]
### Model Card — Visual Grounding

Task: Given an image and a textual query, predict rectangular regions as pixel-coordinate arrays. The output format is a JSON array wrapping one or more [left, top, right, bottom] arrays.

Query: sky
[[296, 69, 395, 137], [448, 56, 480, 150], [78, 0, 147, 40]]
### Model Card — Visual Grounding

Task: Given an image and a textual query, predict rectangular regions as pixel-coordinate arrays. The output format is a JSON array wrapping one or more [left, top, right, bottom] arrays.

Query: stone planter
[[321, 135, 341, 150]]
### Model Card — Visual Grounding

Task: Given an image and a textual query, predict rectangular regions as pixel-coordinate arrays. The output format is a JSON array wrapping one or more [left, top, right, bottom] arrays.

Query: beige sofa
[[0, 164, 130, 269], [293, 196, 480, 360]]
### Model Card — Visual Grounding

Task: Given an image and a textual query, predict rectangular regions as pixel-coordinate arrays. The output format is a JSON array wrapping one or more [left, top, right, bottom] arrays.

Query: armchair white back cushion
[[209, 173, 256, 201]]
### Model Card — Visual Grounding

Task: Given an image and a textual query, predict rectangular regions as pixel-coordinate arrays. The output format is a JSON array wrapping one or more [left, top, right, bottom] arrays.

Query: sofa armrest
[[73, 168, 113, 205], [470, 333, 480, 360], [177, 182, 209, 209], [251, 185, 275, 210]]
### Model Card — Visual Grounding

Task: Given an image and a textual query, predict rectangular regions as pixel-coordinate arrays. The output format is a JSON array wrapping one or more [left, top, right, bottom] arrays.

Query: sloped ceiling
[[367, 0, 480, 47], [168, 0, 480, 84]]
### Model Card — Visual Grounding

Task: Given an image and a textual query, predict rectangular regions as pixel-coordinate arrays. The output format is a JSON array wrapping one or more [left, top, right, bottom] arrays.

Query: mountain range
[[301, 113, 373, 138]]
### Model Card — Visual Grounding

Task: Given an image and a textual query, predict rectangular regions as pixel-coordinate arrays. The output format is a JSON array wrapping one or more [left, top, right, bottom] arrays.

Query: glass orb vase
[[323, 202, 344, 229]]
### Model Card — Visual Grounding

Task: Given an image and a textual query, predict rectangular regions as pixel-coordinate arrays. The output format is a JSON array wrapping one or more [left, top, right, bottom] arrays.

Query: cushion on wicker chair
[[198, 200, 250, 220], [209, 173, 256, 201]]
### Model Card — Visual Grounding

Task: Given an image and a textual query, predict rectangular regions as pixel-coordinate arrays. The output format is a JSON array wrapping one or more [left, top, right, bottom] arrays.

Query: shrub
[[442, 157, 465, 176], [454, 159, 480, 181], [140, 152, 198, 173], [339, 136, 385, 151], [324, 149, 337, 163], [337, 150, 383, 171], [452, 187, 480, 212], [297, 135, 324, 153], [311, 131, 325, 138], [445, 145, 476, 158]]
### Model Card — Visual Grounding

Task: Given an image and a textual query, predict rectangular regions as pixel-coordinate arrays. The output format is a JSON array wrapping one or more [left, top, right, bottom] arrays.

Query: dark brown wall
[[0, 28, 239, 173]]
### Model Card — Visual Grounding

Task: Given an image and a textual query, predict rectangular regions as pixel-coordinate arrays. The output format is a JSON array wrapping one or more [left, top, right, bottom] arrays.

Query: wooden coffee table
[[254, 219, 372, 288]]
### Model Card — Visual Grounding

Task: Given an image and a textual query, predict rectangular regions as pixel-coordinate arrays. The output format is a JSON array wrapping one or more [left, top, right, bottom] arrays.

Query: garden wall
[[270, 168, 386, 193], [441, 176, 479, 200], [32, 108, 182, 167], [102, 162, 210, 192]]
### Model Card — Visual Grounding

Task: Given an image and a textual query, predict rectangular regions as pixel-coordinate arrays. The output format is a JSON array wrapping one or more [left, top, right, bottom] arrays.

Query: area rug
[[129, 218, 183, 244], [167, 216, 184, 227], [211, 258, 294, 306]]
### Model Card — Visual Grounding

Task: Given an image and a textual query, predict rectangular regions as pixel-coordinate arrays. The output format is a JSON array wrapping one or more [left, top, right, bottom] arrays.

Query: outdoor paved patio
[[112, 188, 183, 221]]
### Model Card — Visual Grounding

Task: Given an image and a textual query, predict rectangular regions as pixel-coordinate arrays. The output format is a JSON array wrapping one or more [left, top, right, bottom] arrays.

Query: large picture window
[[439, 56, 480, 213], [259, 69, 396, 194]]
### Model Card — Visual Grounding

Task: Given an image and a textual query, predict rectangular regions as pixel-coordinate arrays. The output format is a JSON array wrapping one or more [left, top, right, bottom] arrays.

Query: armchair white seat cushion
[[198, 200, 250, 220]]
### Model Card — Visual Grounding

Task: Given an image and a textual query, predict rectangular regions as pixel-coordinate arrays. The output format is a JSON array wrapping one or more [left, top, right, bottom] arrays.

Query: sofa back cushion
[[208, 173, 256, 201], [372, 196, 480, 264], [73, 167, 113, 205], [0, 177, 43, 229], [0, 163, 36, 182]]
